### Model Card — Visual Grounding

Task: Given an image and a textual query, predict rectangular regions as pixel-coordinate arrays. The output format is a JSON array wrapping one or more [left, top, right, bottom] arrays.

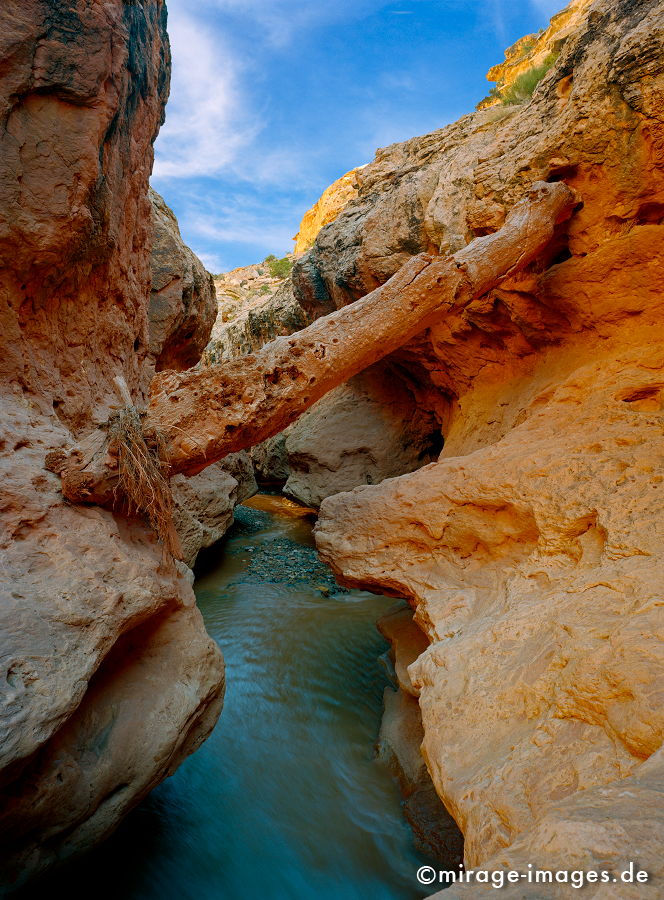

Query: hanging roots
[[107, 405, 182, 559]]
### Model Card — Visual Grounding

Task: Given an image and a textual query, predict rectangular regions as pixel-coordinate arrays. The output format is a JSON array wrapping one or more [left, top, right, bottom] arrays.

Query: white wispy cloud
[[154, 2, 339, 186], [174, 186, 307, 256], [488, 0, 508, 44], [153, 7, 257, 179], [191, 211, 297, 251], [194, 250, 227, 274]]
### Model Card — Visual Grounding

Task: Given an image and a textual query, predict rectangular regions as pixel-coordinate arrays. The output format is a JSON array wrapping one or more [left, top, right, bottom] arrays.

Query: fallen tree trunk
[[60, 181, 575, 510]]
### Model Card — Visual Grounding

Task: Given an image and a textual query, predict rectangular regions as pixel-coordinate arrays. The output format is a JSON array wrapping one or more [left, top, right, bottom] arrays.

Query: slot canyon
[[1, 0, 663, 897]]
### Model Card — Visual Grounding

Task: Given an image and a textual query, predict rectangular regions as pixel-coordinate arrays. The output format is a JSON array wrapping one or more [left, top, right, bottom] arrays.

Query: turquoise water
[[20, 496, 433, 899]]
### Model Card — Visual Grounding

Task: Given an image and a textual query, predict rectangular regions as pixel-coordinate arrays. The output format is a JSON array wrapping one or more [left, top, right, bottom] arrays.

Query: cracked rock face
[[314, 0, 664, 890], [0, 1, 224, 889]]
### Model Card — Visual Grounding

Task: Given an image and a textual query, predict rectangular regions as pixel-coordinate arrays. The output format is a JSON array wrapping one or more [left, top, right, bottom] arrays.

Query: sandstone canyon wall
[[148, 188, 217, 373], [207, 267, 442, 503], [293, 166, 364, 254], [311, 0, 664, 892], [0, 2, 224, 889], [147, 190, 257, 567]]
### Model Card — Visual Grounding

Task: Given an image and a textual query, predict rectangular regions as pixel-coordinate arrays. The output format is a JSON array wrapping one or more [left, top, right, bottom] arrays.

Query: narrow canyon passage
[[18, 495, 437, 900]]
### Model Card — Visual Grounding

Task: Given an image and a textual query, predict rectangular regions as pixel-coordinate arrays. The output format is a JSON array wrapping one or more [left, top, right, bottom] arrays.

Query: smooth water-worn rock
[[284, 361, 441, 508], [148, 189, 217, 372], [172, 453, 257, 568], [315, 0, 664, 889], [377, 604, 430, 699], [0, 2, 224, 888], [377, 604, 464, 868]]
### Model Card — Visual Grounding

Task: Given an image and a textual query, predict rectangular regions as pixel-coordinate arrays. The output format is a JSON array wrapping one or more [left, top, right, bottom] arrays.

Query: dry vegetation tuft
[[108, 405, 182, 559]]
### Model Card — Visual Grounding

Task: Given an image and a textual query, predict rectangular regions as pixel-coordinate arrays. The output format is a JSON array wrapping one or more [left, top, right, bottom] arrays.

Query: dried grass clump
[[500, 52, 560, 105], [107, 405, 182, 559]]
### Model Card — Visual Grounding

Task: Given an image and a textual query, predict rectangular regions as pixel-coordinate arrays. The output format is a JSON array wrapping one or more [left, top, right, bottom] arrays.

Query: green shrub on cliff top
[[500, 52, 559, 105], [264, 254, 293, 279]]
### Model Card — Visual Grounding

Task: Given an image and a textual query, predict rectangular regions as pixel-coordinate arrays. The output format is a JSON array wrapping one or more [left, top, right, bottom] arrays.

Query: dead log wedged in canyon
[[60, 181, 575, 510]]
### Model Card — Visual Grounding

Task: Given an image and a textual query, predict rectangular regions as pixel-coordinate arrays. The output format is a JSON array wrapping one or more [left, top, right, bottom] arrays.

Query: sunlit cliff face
[[312, 0, 664, 883]]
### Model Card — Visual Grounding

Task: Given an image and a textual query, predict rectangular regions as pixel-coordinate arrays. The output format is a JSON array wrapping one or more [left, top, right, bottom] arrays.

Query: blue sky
[[151, 0, 565, 274]]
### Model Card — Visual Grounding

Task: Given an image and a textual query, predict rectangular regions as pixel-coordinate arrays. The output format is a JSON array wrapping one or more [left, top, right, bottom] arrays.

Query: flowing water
[[22, 495, 434, 900]]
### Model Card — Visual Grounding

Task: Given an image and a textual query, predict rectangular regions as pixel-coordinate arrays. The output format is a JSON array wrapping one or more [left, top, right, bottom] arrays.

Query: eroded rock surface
[[173, 452, 257, 568], [0, 2, 223, 888], [148, 188, 217, 372], [205, 277, 308, 363], [314, 0, 664, 890], [149, 193, 251, 570], [284, 361, 441, 507], [293, 166, 364, 253]]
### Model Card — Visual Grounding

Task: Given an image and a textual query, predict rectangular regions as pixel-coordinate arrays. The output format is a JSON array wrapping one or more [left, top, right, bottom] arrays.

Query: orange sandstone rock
[[0, 2, 224, 888], [480, 0, 594, 109], [313, 0, 664, 890], [293, 166, 364, 254]]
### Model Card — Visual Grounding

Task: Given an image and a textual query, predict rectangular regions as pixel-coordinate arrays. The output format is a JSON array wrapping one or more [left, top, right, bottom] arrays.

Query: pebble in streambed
[[226, 504, 348, 593]]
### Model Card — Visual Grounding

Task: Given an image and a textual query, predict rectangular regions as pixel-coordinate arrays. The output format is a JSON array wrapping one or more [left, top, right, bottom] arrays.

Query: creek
[[23, 494, 436, 899]]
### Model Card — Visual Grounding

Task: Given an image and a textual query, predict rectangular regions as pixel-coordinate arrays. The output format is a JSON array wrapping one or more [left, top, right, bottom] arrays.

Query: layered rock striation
[[312, 0, 664, 890], [0, 2, 224, 888]]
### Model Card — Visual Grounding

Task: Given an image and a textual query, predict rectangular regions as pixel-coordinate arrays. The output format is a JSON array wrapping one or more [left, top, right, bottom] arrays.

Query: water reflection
[[18, 496, 434, 900]]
